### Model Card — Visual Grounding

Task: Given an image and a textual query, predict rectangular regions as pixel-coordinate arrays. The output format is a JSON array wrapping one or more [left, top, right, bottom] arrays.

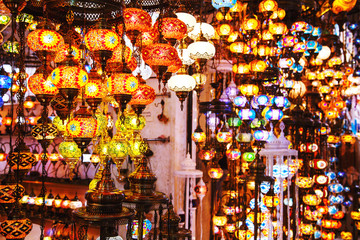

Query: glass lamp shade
[[188, 40, 216, 60], [188, 22, 215, 41], [66, 115, 98, 139], [142, 43, 179, 68], [175, 12, 196, 32], [192, 126, 206, 143], [154, 17, 187, 43], [230, 41, 248, 55], [213, 214, 227, 227], [50, 65, 88, 89], [85, 28, 119, 52], [242, 18, 260, 31], [238, 109, 256, 121], [263, 195, 280, 208], [3, 40, 20, 54], [303, 193, 321, 206], [212, 0, 236, 9], [27, 28, 64, 58], [108, 136, 129, 160], [332, 0, 357, 14], [28, 68, 58, 96], [250, 59, 267, 73], [208, 167, 224, 179], [299, 223, 314, 235], [239, 84, 259, 96], [123, 8, 152, 33], [59, 141, 81, 159], [129, 135, 148, 158], [107, 72, 139, 95], [242, 151, 256, 162], [225, 80, 238, 101], [259, 0, 278, 13], [7, 143, 36, 173], [129, 83, 156, 107], [0, 148, 7, 162], [233, 63, 250, 75], [168, 74, 196, 92], [216, 131, 232, 143], [84, 77, 107, 99], [341, 232, 352, 240], [269, 22, 287, 37], [265, 108, 283, 121], [288, 81, 306, 99], [69, 198, 83, 210], [31, 123, 59, 141], [0, 184, 25, 203], [124, 113, 146, 131], [217, 23, 233, 38], [198, 148, 216, 161], [0, 218, 32, 239], [226, 148, 241, 160], [54, 44, 81, 63], [0, 73, 11, 90], [295, 177, 314, 188], [0, 15, 10, 32]]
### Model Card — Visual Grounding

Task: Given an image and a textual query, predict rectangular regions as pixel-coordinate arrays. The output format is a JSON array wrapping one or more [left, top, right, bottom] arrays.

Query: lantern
[[155, 17, 187, 46], [84, 69, 107, 113], [123, 8, 152, 45], [7, 142, 36, 175], [129, 75, 156, 115]]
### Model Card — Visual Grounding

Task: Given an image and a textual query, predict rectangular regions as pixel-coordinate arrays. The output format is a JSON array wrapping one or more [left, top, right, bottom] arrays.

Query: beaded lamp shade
[[27, 28, 64, 62], [54, 44, 81, 63], [28, 66, 58, 96], [154, 18, 187, 45], [50, 64, 88, 89], [123, 8, 152, 44], [0, 184, 25, 204], [0, 218, 32, 239], [7, 142, 36, 174]]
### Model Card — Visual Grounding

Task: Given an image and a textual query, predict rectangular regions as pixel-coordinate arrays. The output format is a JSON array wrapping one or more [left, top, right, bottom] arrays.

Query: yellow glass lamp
[[217, 22, 233, 40], [303, 192, 322, 206], [269, 22, 287, 39], [332, 0, 357, 14], [299, 222, 315, 235], [259, 0, 278, 15], [239, 84, 259, 96], [242, 17, 260, 32], [233, 62, 250, 75], [250, 59, 267, 73], [53, 194, 62, 208], [340, 231, 352, 240], [295, 176, 314, 188], [213, 209, 227, 227], [208, 164, 224, 180]]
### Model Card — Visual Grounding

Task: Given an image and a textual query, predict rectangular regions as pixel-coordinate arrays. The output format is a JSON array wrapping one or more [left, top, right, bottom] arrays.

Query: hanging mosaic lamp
[[66, 103, 98, 152], [0, 207, 32, 240], [28, 65, 58, 105], [85, 19, 120, 74], [26, 21, 64, 63], [128, 74, 156, 115], [54, 43, 81, 63], [107, 43, 133, 73], [0, 67, 11, 96], [107, 64, 139, 113], [84, 69, 107, 113], [123, 7, 152, 45], [142, 40, 179, 87], [7, 141, 36, 176], [154, 12, 187, 46], [49, 54, 88, 106]]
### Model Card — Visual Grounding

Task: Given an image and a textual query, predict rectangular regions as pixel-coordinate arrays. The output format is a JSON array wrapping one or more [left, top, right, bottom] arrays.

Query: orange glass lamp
[[26, 22, 64, 63], [239, 84, 259, 97], [66, 104, 98, 152], [233, 62, 250, 75], [332, 0, 357, 14], [84, 69, 107, 113], [107, 43, 133, 73], [250, 59, 267, 73], [54, 44, 81, 63], [23, 96, 35, 110], [242, 17, 260, 38], [142, 42, 179, 86], [0, 145, 7, 161], [107, 65, 139, 112], [49, 55, 88, 106], [123, 8, 152, 45], [303, 191, 322, 206], [269, 22, 288, 40], [7, 141, 36, 176], [0, 214, 32, 240], [53, 194, 62, 208], [61, 195, 70, 209], [208, 164, 224, 180], [299, 222, 315, 235], [155, 17, 187, 46], [259, 0, 278, 16], [213, 209, 227, 227], [216, 22, 233, 40], [129, 75, 156, 115], [85, 20, 119, 74]]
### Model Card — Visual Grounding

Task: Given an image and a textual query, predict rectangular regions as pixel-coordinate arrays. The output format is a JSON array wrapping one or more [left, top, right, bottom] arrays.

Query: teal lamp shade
[[0, 72, 11, 90], [212, 0, 236, 9]]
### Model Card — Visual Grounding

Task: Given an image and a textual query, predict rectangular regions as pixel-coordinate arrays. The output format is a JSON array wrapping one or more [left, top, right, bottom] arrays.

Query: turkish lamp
[[242, 150, 256, 162], [175, 10, 196, 33], [69, 193, 82, 209], [216, 22, 233, 40], [128, 76, 155, 115], [225, 218, 236, 234], [45, 190, 54, 207], [242, 17, 260, 39], [28, 189, 36, 205], [188, 22, 215, 41], [61, 195, 70, 209], [192, 73, 207, 94], [270, 8, 286, 20], [192, 125, 206, 143], [0, 67, 11, 96], [188, 30, 216, 72], [225, 80, 239, 102], [216, 123, 232, 143], [269, 22, 287, 40], [194, 179, 207, 199], [303, 190, 321, 206], [7, 141, 36, 175], [35, 193, 44, 206], [53, 194, 62, 208], [84, 69, 107, 114], [0, 145, 7, 161], [239, 84, 259, 97], [233, 62, 250, 75], [226, 148, 241, 160], [20, 192, 29, 204], [263, 188, 280, 211], [213, 209, 227, 227], [168, 66, 196, 110], [208, 163, 224, 180], [259, 0, 278, 16]]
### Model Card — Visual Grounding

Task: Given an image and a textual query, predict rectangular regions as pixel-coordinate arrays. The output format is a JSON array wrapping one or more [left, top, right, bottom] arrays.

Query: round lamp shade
[[0, 184, 25, 203], [188, 40, 215, 60], [108, 137, 129, 160], [28, 67, 58, 96], [107, 72, 139, 95], [59, 140, 81, 159], [178, 48, 195, 66], [142, 43, 179, 68], [0, 218, 32, 239], [54, 44, 81, 63], [123, 8, 152, 36], [27, 28, 64, 53], [85, 28, 119, 52], [7, 143, 36, 172], [84, 71, 107, 99], [50, 65, 88, 89], [66, 115, 98, 139], [168, 74, 196, 92], [0, 74, 11, 89], [129, 83, 156, 106], [138, 28, 158, 47], [154, 17, 187, 43]]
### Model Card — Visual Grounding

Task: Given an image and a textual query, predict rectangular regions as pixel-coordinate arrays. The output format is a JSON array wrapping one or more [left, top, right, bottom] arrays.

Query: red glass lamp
[[84, 69, 107, 113], [154, 17, 187, 46], [123, 8, 152, 45], [66, 104, 98, 152], [107, 43, 133, 73], [129, 74, 156, 115]]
